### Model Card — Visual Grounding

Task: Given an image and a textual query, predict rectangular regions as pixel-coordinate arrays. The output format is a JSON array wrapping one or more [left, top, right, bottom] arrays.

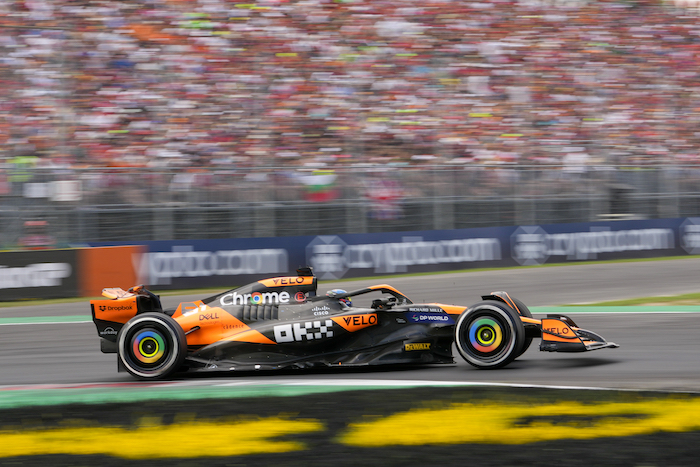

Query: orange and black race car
[[90, 267, 618, 380]]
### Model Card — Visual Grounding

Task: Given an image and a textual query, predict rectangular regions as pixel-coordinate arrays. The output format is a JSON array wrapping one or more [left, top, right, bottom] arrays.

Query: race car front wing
[[539, 314, 619, 353]]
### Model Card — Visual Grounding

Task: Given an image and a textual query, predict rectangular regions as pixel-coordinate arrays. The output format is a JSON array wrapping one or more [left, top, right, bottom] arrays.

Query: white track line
[[0, 321, 91, 326]]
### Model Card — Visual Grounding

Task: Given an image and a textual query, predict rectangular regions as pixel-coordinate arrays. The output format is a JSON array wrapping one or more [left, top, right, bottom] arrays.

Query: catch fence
[[1, 164, 699, 248]]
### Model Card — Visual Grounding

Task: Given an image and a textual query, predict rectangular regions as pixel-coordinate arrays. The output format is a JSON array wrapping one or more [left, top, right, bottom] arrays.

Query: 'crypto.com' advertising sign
[[510, 225, 676, 266], [305, 234, 502, 280], [83, 217, 694, 290]]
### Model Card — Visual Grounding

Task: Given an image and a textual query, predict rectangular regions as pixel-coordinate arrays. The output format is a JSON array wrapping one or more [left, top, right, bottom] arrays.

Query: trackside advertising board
[[85, 217, 699, 291], [0, 249, 78, 301], [0, 246, 143, 301]]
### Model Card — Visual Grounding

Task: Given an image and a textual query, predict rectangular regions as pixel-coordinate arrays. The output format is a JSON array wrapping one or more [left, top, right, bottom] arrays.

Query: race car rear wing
[[539, 314, 619, 353], [91, 285, 164, 353]]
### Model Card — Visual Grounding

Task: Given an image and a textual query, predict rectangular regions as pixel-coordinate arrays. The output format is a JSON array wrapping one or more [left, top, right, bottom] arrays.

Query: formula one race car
[[90, 268, 618, 379]]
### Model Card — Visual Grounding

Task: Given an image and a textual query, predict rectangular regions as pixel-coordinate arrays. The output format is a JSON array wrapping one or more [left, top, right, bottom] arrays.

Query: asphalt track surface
[[2, 257, 700, 391]]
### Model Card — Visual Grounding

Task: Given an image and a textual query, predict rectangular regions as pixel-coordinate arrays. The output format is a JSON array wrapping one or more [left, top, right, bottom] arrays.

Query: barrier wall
[[87, 217, 700, 292], [0, 245, 143, 301], [1, 218, 697, 300], [76, 246, 145, 297], [0, 249, 78, 301]]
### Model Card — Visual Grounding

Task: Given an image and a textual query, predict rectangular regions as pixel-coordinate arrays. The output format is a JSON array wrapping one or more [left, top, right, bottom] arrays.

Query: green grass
[[567, 292, 700, 307], [323, 254, 700, 283]]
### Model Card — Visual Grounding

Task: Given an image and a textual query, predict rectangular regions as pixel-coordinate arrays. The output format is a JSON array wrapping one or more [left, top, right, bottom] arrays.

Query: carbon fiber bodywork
[[182, 284, 456, 372]]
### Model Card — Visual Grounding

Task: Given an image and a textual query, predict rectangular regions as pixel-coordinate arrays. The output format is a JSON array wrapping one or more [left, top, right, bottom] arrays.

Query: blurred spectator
[[363, 172, 405, 220], [0, 0, 700, 172], [18, 220, 55, 249]]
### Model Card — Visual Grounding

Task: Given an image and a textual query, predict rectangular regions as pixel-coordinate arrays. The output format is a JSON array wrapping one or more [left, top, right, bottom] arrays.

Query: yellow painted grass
[[7, 397, 700, 457], [339, 398, 700, 446], [0, 416, 323, 459]]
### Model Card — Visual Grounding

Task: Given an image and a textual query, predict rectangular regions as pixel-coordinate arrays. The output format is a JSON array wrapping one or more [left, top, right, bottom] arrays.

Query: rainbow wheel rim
[[469, 317, 503, 353], [131, 330, 166, 364]]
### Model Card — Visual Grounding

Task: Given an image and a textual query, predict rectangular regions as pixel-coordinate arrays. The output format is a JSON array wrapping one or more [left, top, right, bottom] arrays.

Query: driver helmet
[[327, 289, 352, 307]]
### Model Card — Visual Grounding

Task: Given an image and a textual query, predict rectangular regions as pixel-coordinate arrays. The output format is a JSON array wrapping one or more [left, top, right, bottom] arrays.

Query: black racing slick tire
[[510, 297, 533, 359], [454, 301, 525, 369], [117, 313, 187, 380]]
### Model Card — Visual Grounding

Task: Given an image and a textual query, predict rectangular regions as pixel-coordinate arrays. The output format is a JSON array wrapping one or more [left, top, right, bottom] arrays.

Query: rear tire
[[455, 301, 525, 369], [510, 297, 533, 359], [117, 313, 187, 380]]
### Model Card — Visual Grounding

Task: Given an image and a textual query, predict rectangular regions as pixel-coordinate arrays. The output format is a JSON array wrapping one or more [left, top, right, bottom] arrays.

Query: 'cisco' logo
[[312, 305, 331, 316]]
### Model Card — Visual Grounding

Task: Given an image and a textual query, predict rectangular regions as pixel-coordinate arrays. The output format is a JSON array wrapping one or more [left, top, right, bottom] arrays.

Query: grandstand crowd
[[1, 0, 700, 171]]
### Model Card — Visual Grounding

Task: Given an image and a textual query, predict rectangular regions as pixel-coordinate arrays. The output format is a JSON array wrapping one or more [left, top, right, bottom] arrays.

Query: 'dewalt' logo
[[405, 343, 431, 351]]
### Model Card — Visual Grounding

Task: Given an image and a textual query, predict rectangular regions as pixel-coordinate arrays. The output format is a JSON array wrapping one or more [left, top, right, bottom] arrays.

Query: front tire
[[455, 301, 525, 369], [117, 313, 187, 379]]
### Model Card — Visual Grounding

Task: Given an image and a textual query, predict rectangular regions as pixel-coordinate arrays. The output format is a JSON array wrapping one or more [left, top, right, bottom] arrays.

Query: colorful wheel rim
[[131, 330, 166, 364], [468, 317, 503, 353]]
